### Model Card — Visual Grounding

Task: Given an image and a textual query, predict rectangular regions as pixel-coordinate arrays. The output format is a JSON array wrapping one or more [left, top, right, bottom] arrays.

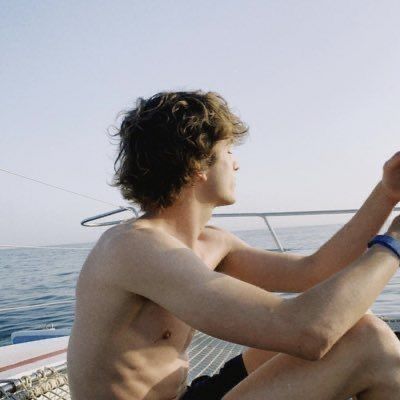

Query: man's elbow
[[295, 328, 333, 361], [303, 310, 377, 360]]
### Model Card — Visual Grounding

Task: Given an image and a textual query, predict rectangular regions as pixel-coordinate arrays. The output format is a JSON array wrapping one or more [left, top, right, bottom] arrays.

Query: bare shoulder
[[203, 224, 230, 241], [204, 224, 248, 250], [91, 223, 242, 292], [96, 223, 185, 265], [94, 223, 241, 271]]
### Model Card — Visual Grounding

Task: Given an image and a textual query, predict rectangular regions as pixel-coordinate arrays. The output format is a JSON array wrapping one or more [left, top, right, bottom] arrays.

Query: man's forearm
[[309, 182, 397, 284], [287, 243, 399, 357]]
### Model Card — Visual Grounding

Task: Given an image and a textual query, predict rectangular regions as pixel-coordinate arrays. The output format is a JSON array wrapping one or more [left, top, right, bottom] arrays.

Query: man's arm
[[216, 232, 316, 292], [216, 190, 393, 291], [218, 153, 400, 292], [216, 182, 396, 292], [308, 182, 397, 285], [291, 218, 400, 359], [216, 199, 396, 294]]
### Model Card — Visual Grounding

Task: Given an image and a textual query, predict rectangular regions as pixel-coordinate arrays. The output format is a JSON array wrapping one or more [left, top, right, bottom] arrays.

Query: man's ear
[[192, 169, 208, 185], [198, 170, 208, 182]]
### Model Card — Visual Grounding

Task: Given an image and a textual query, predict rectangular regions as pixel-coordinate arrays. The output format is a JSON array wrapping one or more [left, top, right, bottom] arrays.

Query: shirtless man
[[67, 90, 400, 400]]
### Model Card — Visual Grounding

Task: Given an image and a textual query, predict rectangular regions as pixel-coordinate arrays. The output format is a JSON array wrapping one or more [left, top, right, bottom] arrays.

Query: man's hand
[[381, 152, 400, 204]]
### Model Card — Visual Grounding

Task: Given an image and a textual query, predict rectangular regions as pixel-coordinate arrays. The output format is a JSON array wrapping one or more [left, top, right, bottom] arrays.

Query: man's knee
[[348, 315, 400, 378], [348, 315, 395, 346], [350, 315, 397, 345], [340, 314, 400, 391]]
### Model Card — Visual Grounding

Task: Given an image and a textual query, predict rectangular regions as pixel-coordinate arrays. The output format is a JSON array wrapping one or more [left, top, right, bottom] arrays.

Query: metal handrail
[[80, 206, 138, 227], [81, 206, 400, 252]]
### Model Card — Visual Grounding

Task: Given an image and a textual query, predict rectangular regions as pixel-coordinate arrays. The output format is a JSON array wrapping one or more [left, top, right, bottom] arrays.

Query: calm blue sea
[[1, 224, 399, 347]]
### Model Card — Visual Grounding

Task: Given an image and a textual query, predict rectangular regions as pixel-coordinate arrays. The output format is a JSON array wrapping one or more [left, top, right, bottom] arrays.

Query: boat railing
[[81, 206, 400, 252]]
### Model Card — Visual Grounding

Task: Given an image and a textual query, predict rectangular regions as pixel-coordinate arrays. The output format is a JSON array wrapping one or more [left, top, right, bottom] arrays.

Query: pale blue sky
[[1, 1, 399, 246]]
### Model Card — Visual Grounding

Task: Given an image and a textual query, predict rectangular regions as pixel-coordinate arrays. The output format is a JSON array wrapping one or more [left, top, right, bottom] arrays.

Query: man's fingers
[[390, 151, 400, 162], [384, 151, 400, 169]]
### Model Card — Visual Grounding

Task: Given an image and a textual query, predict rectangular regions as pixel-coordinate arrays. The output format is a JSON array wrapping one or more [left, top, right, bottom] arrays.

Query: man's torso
[[67, 220, 231, 400]]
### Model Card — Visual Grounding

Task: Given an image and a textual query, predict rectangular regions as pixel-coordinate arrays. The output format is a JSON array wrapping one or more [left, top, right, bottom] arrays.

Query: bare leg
[[242, 310, 376, 374], [223, 315, 400, 400], [242, 347, 279, 374], [242, 348, 359, 400], [241, 310, 377, 398]]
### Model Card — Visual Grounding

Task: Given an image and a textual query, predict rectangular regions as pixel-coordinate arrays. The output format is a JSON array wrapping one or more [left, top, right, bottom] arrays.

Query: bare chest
[[74, 228, 228, 345], [132, 233, 229, 343]]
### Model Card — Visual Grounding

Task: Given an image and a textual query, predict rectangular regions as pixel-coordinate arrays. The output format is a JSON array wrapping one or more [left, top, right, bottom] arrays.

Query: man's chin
[[216, 197, 236, 207]]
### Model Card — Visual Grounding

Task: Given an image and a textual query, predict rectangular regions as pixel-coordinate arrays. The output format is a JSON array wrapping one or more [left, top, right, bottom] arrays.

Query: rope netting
[[0, 366, 69, 400]]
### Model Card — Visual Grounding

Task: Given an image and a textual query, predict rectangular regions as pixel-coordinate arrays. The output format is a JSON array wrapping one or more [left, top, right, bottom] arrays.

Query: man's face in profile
[[202, 139, 240, 207]]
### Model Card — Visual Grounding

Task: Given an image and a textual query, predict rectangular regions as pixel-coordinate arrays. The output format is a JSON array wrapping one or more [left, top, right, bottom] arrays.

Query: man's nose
[[234, 160, 240, 171]]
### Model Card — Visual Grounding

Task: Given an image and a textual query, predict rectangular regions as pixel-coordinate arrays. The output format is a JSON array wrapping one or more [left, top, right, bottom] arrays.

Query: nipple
[[162, 330, 172, 340], [153, 329, 172, 343]]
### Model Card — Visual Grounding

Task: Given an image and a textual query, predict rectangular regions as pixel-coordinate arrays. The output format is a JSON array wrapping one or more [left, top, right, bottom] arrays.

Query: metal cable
[[0, 167, 120, 208], [0, 245, 92, 250]]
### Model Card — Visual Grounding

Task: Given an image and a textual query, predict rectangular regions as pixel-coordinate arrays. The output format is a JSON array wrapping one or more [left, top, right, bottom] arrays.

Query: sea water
[[0, 224, 399, 347]]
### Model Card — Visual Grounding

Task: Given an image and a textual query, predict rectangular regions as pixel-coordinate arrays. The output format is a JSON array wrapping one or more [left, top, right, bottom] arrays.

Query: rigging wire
[[0, 245, 92, 250], [0, 167, 121, 208]]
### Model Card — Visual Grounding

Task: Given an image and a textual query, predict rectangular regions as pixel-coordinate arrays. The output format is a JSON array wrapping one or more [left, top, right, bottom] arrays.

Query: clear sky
[[1, 1, 399, 246]]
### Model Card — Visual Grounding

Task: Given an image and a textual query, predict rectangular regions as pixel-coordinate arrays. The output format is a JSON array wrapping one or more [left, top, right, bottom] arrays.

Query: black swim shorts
[[180, 353, 248, 400]]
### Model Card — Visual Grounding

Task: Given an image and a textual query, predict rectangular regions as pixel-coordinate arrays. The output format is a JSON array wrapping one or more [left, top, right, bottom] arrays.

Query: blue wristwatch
[[367, 235, 400, 260]]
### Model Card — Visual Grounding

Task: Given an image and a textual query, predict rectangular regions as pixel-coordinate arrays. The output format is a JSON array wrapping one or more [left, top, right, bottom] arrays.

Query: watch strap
[[367, 234, 400, 260]]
